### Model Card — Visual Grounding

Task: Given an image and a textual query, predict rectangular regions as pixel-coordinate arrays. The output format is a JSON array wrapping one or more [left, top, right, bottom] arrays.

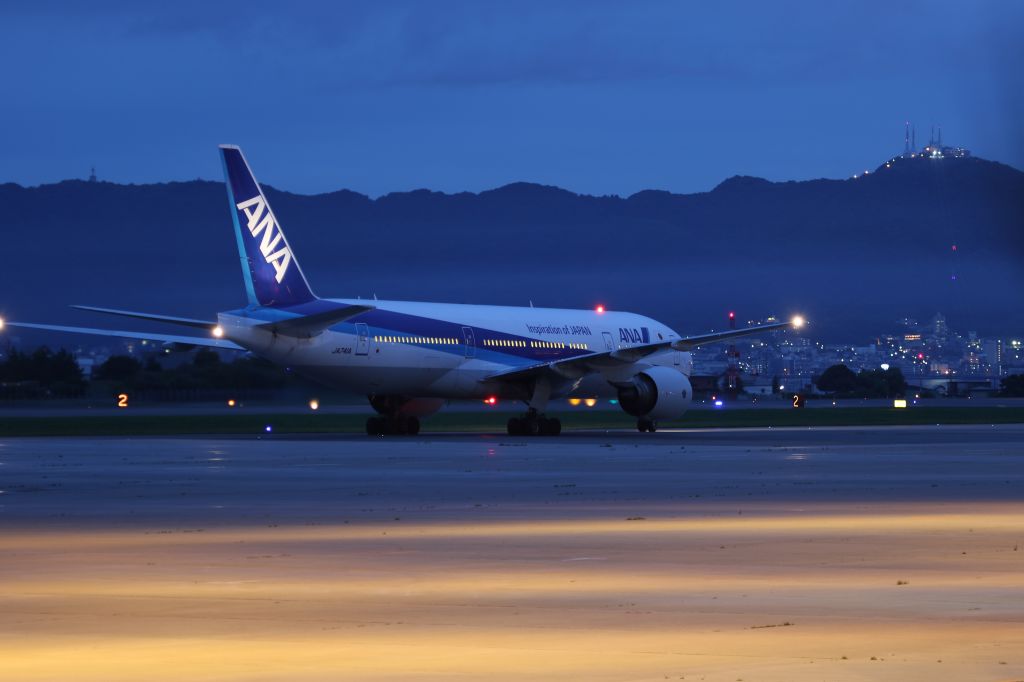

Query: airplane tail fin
[[219, 145, 316, 308]]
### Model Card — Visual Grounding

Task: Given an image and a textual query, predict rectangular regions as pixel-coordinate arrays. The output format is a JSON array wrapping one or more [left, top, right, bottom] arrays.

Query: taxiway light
[[212, 325, 225, 338], [791, 315, 805, 329], [595, 305, 605, 314], [227, 399, 236, 407], [584, 398, 597, 407], [568, 398, 582, 406], [484, 396, 498, 405], [893, 399, 908, 409], [309, 399, 319, 411], [880, 363, 890, 371], [264, 425, 273, 433], [714, 399, 724, 407], [728, 311, 735, 319]]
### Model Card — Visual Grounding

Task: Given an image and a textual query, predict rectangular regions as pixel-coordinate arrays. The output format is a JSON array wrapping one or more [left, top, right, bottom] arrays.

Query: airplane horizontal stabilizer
[[254, 304, 374, 337]]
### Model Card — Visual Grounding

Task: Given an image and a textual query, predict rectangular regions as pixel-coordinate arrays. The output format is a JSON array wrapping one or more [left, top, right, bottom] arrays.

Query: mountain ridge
[[1, 155, 1022, 341]]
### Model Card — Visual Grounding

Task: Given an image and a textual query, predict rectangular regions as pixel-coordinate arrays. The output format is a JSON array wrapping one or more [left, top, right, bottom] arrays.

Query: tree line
[[1, 347, 289, 398]]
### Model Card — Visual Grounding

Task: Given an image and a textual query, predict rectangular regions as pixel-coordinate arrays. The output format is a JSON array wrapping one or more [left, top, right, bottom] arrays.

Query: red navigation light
[[484, 396, 498, 405], [728, 311, 735, 319], [595, 305, 605, 314], [917, 353, 925, 359]]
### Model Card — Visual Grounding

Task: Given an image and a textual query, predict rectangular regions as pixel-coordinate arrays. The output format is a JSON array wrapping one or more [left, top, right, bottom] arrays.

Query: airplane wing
[[485, 318, 802, 383], [70, 305, 216, 329], [2, 321, 245, 350]]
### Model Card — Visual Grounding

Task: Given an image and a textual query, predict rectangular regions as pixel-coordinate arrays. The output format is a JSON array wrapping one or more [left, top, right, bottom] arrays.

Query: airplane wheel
[[523, 417, 540, 436], [541, 417, 561, 436], [366, 417, 384, 436], [637, 418, 656, 433], [507, 417, 522, 436], [406, 416, 420, 436]]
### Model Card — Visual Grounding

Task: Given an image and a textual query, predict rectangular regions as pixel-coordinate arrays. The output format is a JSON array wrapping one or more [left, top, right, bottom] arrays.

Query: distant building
[[896, 123, 970, 161], [982, 340, 1003, 376]]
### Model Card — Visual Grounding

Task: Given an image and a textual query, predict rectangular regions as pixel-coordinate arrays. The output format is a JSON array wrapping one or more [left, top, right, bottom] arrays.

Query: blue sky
[[2, 1, 1021, 196]]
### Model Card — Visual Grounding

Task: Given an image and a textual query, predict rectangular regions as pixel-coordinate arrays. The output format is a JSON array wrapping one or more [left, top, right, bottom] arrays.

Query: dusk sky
[[2, 1, 1022, 196]]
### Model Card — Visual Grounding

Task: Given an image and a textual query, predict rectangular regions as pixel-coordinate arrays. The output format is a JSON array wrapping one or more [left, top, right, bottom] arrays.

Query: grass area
[[1, 406, 1022, 437]]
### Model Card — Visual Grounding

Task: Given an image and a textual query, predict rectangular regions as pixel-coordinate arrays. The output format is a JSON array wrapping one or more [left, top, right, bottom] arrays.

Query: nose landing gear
[[637, 418, 657, 433]]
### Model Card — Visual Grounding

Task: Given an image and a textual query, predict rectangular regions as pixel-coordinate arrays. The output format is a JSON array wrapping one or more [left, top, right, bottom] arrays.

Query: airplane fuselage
[[220, 298, 693, 400]]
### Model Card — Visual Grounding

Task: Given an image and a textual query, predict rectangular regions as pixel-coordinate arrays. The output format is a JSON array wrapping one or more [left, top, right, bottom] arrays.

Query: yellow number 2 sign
[[117, 393, 129, 408]]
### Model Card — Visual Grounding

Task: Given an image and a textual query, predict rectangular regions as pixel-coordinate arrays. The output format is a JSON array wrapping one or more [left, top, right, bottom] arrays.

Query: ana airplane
[[1, 146, 804, 435]]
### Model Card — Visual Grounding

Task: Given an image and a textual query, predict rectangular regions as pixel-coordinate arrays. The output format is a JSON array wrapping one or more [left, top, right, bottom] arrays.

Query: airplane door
[[462, 326, 476, 358], [602, 331, 615, 351], [355, 323, 369, 356]]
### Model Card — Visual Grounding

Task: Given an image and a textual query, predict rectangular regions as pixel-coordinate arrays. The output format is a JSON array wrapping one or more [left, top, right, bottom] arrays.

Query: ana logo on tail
[[235, 195, 292, 283]]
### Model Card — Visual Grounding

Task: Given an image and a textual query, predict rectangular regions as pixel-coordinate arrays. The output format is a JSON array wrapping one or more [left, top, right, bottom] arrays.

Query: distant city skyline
[[2, 2, 1022, 197]]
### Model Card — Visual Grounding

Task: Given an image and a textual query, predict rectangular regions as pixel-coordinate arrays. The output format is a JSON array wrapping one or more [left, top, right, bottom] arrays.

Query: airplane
[[0, 145, 805, 436]]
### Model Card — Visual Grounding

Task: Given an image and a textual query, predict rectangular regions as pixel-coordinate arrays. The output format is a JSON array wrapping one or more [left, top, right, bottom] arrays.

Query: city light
[[264, 425, 273, 433], [484, 396, 498, 405], [227, 399, 236, 407], [791, 315, 805, 329], [893, 399, 907, 409], [568, 398, 581, 406], [0, 317, 5, 331], [714, 400, 724, 407], [308, 399, 319, 411], [584, 398, 597, 407], [211, 325, 225, 338]]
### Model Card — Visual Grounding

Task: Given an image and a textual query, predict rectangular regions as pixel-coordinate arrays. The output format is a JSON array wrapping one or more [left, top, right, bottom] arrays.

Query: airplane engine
[[616, 366, 692, 421]]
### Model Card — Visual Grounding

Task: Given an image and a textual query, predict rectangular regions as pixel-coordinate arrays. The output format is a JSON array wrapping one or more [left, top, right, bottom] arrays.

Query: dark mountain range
[[1, 155, 1022, 343]]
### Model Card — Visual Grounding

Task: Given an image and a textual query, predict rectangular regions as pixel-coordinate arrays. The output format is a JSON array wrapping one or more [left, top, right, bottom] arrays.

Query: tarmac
[[2, 425, 1023, 681]]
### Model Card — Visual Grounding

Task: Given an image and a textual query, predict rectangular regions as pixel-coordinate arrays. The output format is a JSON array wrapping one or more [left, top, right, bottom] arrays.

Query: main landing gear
[[507, 410, 561, 436], [636, 417, 657, 433], [366, 415, 420, 436]]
